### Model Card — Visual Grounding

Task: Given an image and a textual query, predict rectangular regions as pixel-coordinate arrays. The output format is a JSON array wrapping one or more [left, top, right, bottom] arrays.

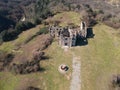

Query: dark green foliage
[[34, 18, 42, 25], [15, 21, 35, 32], [0, 15, 15, 32], [0, 31, 6, 44], [0, 9, 9, 16], [35, 0, 53, 19], [1, 21, 35, 41], [37, 27, 49, 35], [24, 35, 36, 44]]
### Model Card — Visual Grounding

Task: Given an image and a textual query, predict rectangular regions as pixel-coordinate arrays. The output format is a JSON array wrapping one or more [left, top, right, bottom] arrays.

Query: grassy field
[[0, 72, 19, 90], [41, 41, 72, 90], [0, 25, 43, 52], [46, 11, 81, 27], [0, 41, 72, 90], [1, 11, 120, 90], [0, 11, 78, 90], [71, 23, 120, 90]]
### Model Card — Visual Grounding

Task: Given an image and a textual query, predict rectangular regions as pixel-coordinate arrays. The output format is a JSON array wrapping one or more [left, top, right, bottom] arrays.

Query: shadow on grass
[[27, 86, 41, 90], [76, 28, 95, 46], [76, 38, 88, 46], [87, 28, 95, 38], [41, 56, 52, 61], [39, 67, 46, 72]]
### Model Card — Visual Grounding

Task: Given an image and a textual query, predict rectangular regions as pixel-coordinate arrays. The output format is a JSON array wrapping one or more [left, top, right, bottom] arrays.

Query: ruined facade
[[49, 21, 87, 47]]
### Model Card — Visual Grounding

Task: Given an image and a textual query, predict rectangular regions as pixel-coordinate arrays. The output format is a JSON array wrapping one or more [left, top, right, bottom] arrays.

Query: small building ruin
[[49, 21, 87, 47]]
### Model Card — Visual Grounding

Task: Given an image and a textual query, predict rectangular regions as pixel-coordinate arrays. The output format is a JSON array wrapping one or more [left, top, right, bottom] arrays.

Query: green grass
[[0, 25, 43, 52], [0, 41, 72, 90], [0, 42, 14, 53], [0, 72, 19, 90], [46, 11, 81, 27], [1, 11, 120, 90], [15, 25, 43, 45], [71, 23, 120, 90], [41, 41, 72, 90]]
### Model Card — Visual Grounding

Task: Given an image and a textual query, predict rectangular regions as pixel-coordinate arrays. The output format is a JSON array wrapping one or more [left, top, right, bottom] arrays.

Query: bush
[[2, 30, 18, 41], [1, 21, 36, 42], [34, 18, 42, 25], [15, 21, 35, 32], [36, 27, 49, 35], [24, 35, 37, 44]]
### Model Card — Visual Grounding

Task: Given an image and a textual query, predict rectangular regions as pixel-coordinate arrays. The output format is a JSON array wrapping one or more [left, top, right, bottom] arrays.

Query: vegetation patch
[[46, 11, 81, 27], [71, 23, 120, 90]]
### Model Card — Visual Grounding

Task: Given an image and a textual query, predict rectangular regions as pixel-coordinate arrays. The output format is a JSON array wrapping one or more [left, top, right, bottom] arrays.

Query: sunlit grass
[[0, 25, 43, 52], [46, 11, 81, 27], [71, 23, 120, 90], [41, 41, 72, 90], [0, 72, 19, 90]]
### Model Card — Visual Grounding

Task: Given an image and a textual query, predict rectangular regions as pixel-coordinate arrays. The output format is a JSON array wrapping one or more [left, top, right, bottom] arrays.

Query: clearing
[[0, 11, 120, 90]]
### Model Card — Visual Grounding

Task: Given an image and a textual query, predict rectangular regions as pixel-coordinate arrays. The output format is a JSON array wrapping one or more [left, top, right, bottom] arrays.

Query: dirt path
[[70, 53, 81, 90], [62, 47, 81, 90], [62, 46, 69, 52]]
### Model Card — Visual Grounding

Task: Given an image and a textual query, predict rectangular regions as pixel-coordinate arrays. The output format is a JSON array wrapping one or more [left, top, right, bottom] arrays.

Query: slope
[[71, 23, 120, 90]]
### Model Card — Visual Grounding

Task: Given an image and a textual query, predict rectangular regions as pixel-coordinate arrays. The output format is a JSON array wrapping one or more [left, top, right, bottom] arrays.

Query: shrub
[[15, 21, 35, 32], [34, 18, 42, 25], [0, 30, 6, 44], [2, 30, 18, 41], [36, 27, 49, 35]]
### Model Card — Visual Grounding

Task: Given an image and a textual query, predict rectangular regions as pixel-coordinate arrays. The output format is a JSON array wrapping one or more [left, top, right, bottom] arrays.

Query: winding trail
[[70, 53, 81, 90]]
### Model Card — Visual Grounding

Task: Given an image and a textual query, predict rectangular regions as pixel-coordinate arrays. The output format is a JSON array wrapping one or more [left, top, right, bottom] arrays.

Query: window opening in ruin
[[65, 38, 68, 40], [65, 43, 68, 46]]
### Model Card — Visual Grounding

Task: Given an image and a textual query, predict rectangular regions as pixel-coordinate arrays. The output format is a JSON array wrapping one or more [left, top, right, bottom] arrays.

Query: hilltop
[[0, 11, 120, 90], [0, 0, 120, 44], [0, 0, 120, 90]]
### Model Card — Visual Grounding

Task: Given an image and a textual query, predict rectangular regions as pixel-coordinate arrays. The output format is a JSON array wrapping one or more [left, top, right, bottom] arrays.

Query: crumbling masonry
[[49, 21, 87, 47]]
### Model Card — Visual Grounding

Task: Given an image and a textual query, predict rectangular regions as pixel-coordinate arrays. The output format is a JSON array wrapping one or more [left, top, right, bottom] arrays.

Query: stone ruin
[[49, 21, 87, 47]]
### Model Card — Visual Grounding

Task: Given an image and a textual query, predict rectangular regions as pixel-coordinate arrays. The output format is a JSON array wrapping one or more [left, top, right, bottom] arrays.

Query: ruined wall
[[49, 22, 87, 47]]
